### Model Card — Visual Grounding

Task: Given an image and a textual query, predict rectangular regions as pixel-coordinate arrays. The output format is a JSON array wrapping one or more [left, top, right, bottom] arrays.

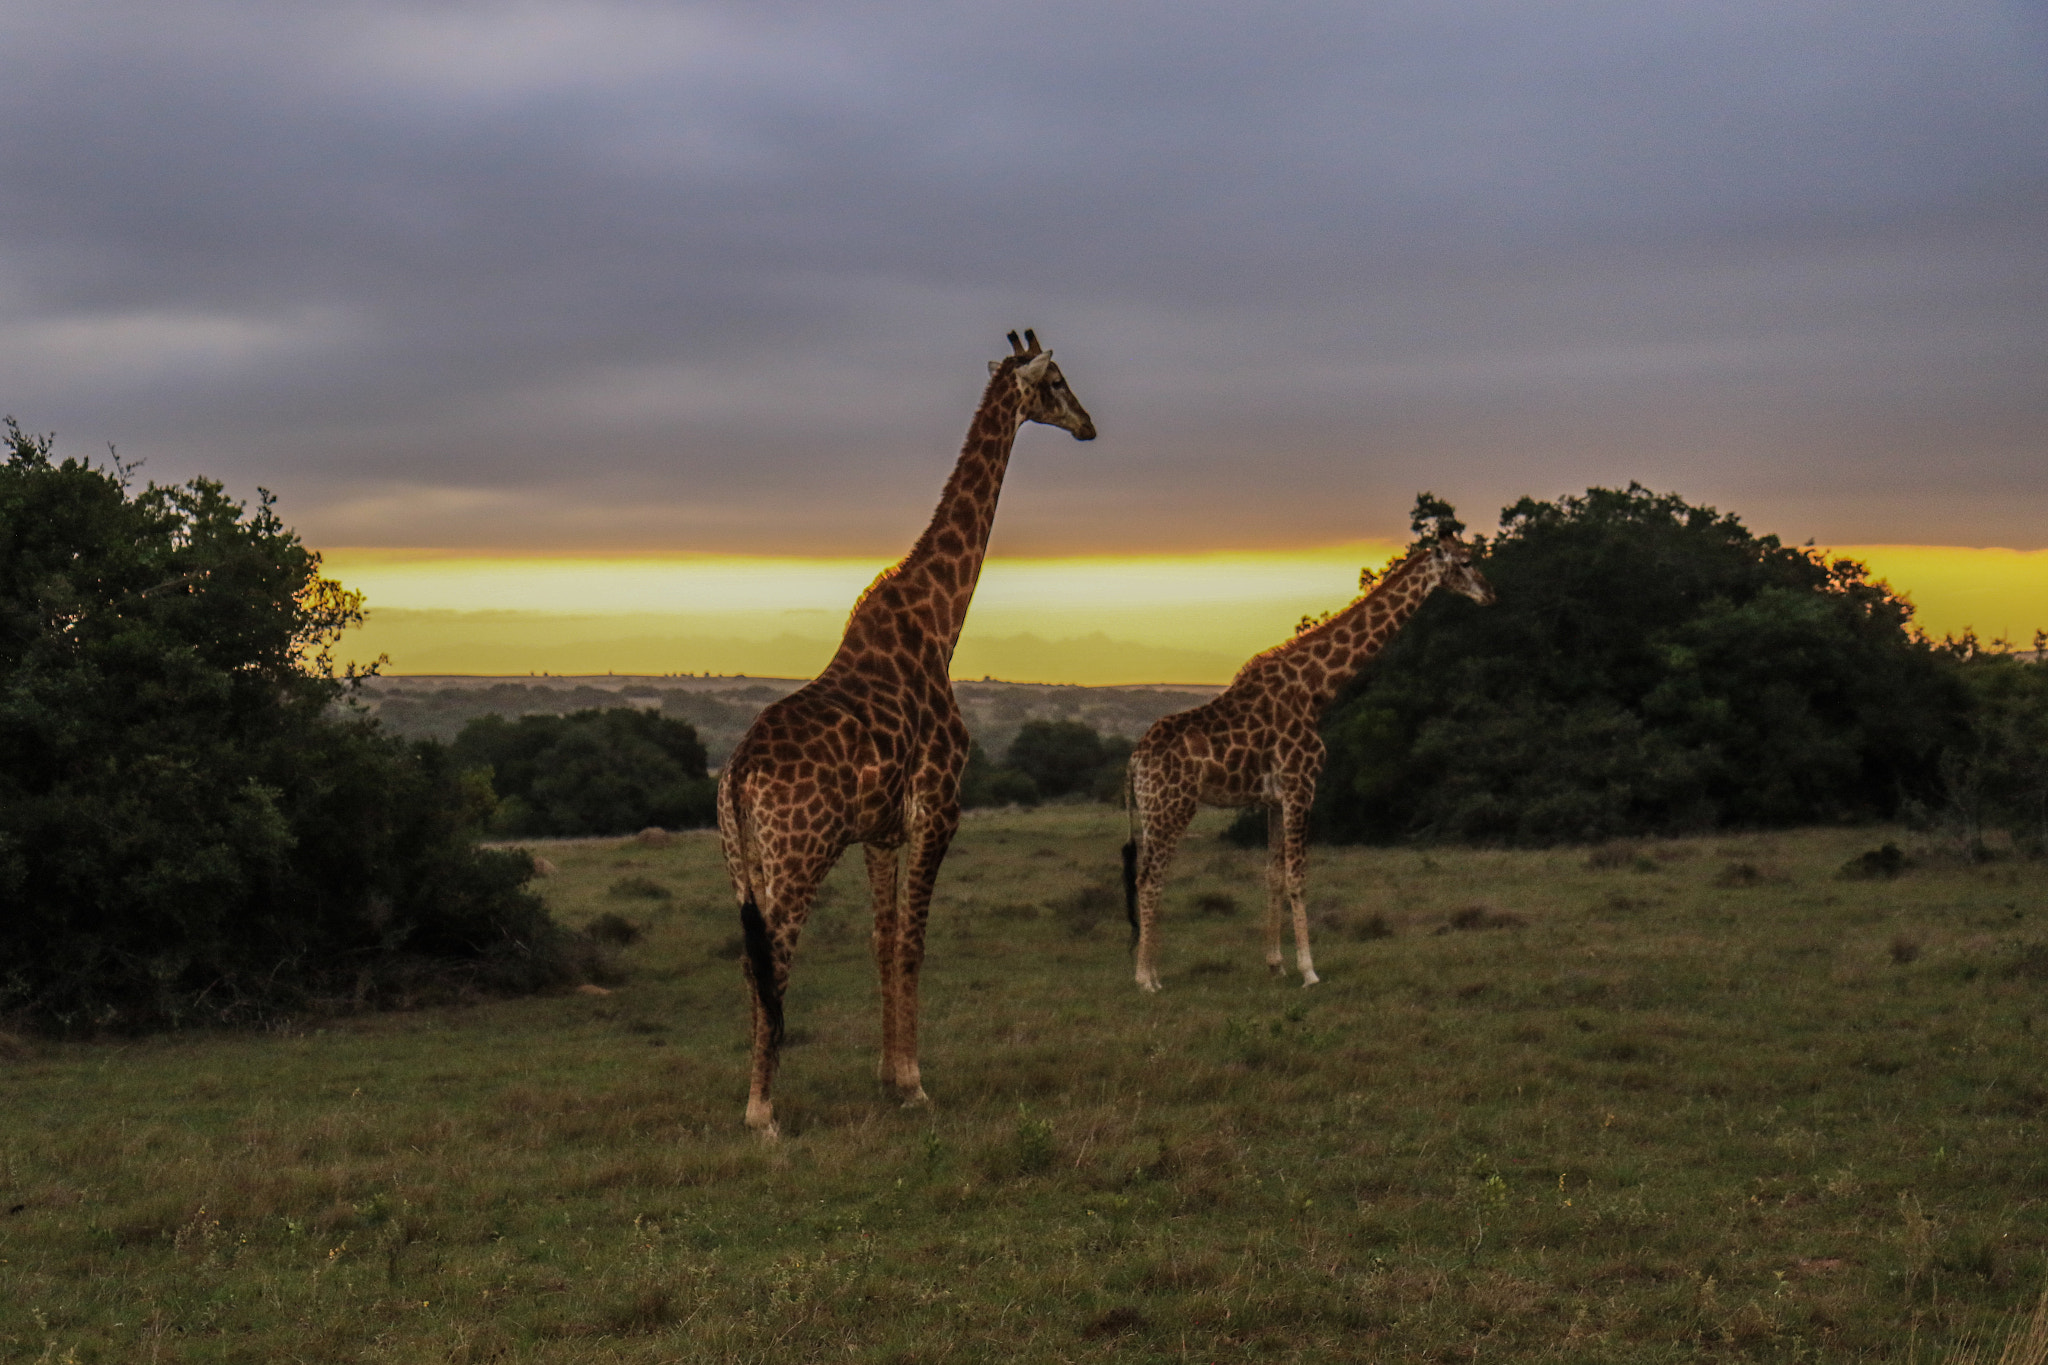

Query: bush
[[959, 723, 1133, 809], [1006, 720, 1130, 800], [0, 422, 570, 1030], [451, 708, 715, 837], [1935, 640, 2048, 853], [1313, 484, 1968, 844], [959, 740, 1041, 808]]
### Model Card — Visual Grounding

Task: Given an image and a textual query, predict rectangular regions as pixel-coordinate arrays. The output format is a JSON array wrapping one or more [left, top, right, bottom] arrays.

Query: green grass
[[3, 808, 2044, 1362]]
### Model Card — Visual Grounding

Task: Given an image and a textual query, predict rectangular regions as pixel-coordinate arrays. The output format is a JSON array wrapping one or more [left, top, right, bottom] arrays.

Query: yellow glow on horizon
[[324, 543, 1405, 685], [323, 542, 2048, 684], [320, 544, 1405, 617], [1833, 545, 2048, 645]]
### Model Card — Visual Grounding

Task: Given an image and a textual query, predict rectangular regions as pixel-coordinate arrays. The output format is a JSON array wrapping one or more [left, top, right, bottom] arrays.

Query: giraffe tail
[[1121, 839, 1139, 948], [740, 894, 785, 1048], [722, 756, 786, 1048]]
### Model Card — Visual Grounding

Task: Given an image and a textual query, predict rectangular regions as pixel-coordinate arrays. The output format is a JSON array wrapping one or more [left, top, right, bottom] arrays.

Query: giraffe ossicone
[[716, 331, 1096, 1138], [1122, 515, 1494, 994]]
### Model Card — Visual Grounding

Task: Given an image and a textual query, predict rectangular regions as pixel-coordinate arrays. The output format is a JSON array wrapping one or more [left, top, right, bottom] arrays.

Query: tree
[[0, 422, 567, 1029], [1005, 719, 1118, 800], [1314, 484, 1968, 844], [954, 722, 1134, 809], [450, 708, 715, 836]]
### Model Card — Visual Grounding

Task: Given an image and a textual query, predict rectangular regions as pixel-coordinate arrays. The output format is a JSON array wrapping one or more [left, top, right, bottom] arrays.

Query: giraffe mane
[[847, 562, 902, 619], [1240, 539, 1436, 675]]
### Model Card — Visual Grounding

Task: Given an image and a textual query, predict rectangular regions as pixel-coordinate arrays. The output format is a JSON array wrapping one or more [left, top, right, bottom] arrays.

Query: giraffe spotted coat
[[716, 332, 1096, 1137], [1124, 532, 1494, 993]]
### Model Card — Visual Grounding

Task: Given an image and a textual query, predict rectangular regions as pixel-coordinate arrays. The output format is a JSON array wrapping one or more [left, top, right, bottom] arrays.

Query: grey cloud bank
[[2, 0, 2043, 553]]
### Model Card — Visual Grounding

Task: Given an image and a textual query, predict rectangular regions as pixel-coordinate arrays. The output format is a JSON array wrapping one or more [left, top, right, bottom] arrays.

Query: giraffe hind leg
[[1264, 804, 1287, 973], [1133, 795, 1195, 993], [864, 842, 902, 1086], [886, 799, 959, 1104], [740, 895, 783, 1047], [738, 852, 833, 1140], [1280, 796, 1318, 986]]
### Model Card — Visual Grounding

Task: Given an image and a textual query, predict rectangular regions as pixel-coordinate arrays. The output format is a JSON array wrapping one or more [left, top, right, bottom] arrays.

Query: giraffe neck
[[1266, 550, 1442, 711], [834, 368, 1028, 667]]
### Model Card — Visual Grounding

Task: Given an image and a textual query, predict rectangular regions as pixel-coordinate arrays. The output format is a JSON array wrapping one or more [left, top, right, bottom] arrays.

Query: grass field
[[3, 807, 2045, 1363]]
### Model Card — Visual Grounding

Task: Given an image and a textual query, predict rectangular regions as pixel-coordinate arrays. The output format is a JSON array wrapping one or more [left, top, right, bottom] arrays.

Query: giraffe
[[1122, 519, 1494, 993], [717, 330, 1096, 1137]]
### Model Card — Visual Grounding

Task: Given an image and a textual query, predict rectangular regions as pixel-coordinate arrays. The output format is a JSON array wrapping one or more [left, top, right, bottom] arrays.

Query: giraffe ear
[[1016, 351, 1053, 383], [988, 360, 1003, 375]]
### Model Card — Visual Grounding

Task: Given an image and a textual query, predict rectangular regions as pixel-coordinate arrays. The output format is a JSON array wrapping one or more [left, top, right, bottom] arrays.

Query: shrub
[[584, 912, 647, 945], [960, 725, 1132, 809], [960, 740, 1041, 808], [1936, 641, 2048, 853], [1841, 842, 1910, 879], [1313, 483, 1967, 844], [452, 709, 715, 837], [0, 422, 568, 1030]]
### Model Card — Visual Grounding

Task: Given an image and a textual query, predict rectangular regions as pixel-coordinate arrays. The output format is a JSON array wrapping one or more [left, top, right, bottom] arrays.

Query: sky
[[4, 1, 2045, 679]]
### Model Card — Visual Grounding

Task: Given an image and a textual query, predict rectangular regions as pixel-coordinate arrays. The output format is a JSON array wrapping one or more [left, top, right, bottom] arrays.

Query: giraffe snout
[[1072, 421, 1097, 441]]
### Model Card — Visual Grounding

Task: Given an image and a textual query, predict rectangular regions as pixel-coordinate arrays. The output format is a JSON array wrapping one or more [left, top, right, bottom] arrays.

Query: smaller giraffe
[[1122, 518, 1494, 993]]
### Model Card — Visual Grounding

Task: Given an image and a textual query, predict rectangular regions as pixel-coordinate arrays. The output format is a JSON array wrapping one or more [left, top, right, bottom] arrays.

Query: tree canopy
[[1314, 484, 1969, 845], [0, 422, 566, 1029]]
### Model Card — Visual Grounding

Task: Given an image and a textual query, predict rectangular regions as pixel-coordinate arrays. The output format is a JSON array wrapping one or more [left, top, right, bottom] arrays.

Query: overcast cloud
[[3, 0, 2043, 554]]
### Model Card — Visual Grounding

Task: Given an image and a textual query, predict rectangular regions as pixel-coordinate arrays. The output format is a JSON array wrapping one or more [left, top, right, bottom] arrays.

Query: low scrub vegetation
[[3, 807, 2041, 1362]]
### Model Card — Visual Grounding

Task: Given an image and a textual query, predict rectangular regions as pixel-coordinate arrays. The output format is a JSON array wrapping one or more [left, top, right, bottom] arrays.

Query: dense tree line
[[436, 706, 1130, 835], [0, 423, 569, 1030], [1311, 484, 1974, 845]]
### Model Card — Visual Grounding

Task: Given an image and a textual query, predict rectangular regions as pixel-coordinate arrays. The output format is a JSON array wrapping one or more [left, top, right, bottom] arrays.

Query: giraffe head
[[988, 328, 1096, 440], [1423, 531, 1496, 606]]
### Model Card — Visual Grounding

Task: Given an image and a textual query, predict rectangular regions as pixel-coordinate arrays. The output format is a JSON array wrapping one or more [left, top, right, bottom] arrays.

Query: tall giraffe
[[717, 330, 1096, 1137], [1122, 520, 1493, 993]]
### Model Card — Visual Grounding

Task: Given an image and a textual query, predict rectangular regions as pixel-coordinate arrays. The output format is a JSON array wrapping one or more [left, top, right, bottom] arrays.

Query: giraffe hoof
[[900, 1087, 931, 1110], [1137, 977, 1162, 994], [1300, 971, 1321, 987]]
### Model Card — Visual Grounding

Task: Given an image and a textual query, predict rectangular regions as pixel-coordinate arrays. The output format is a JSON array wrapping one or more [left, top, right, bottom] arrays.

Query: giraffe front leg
[[864, 842, 902, 1085], [889, 803, 958, 1105], [1280, 796, 1318, 986], [1134, 796, 1195, 993]]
